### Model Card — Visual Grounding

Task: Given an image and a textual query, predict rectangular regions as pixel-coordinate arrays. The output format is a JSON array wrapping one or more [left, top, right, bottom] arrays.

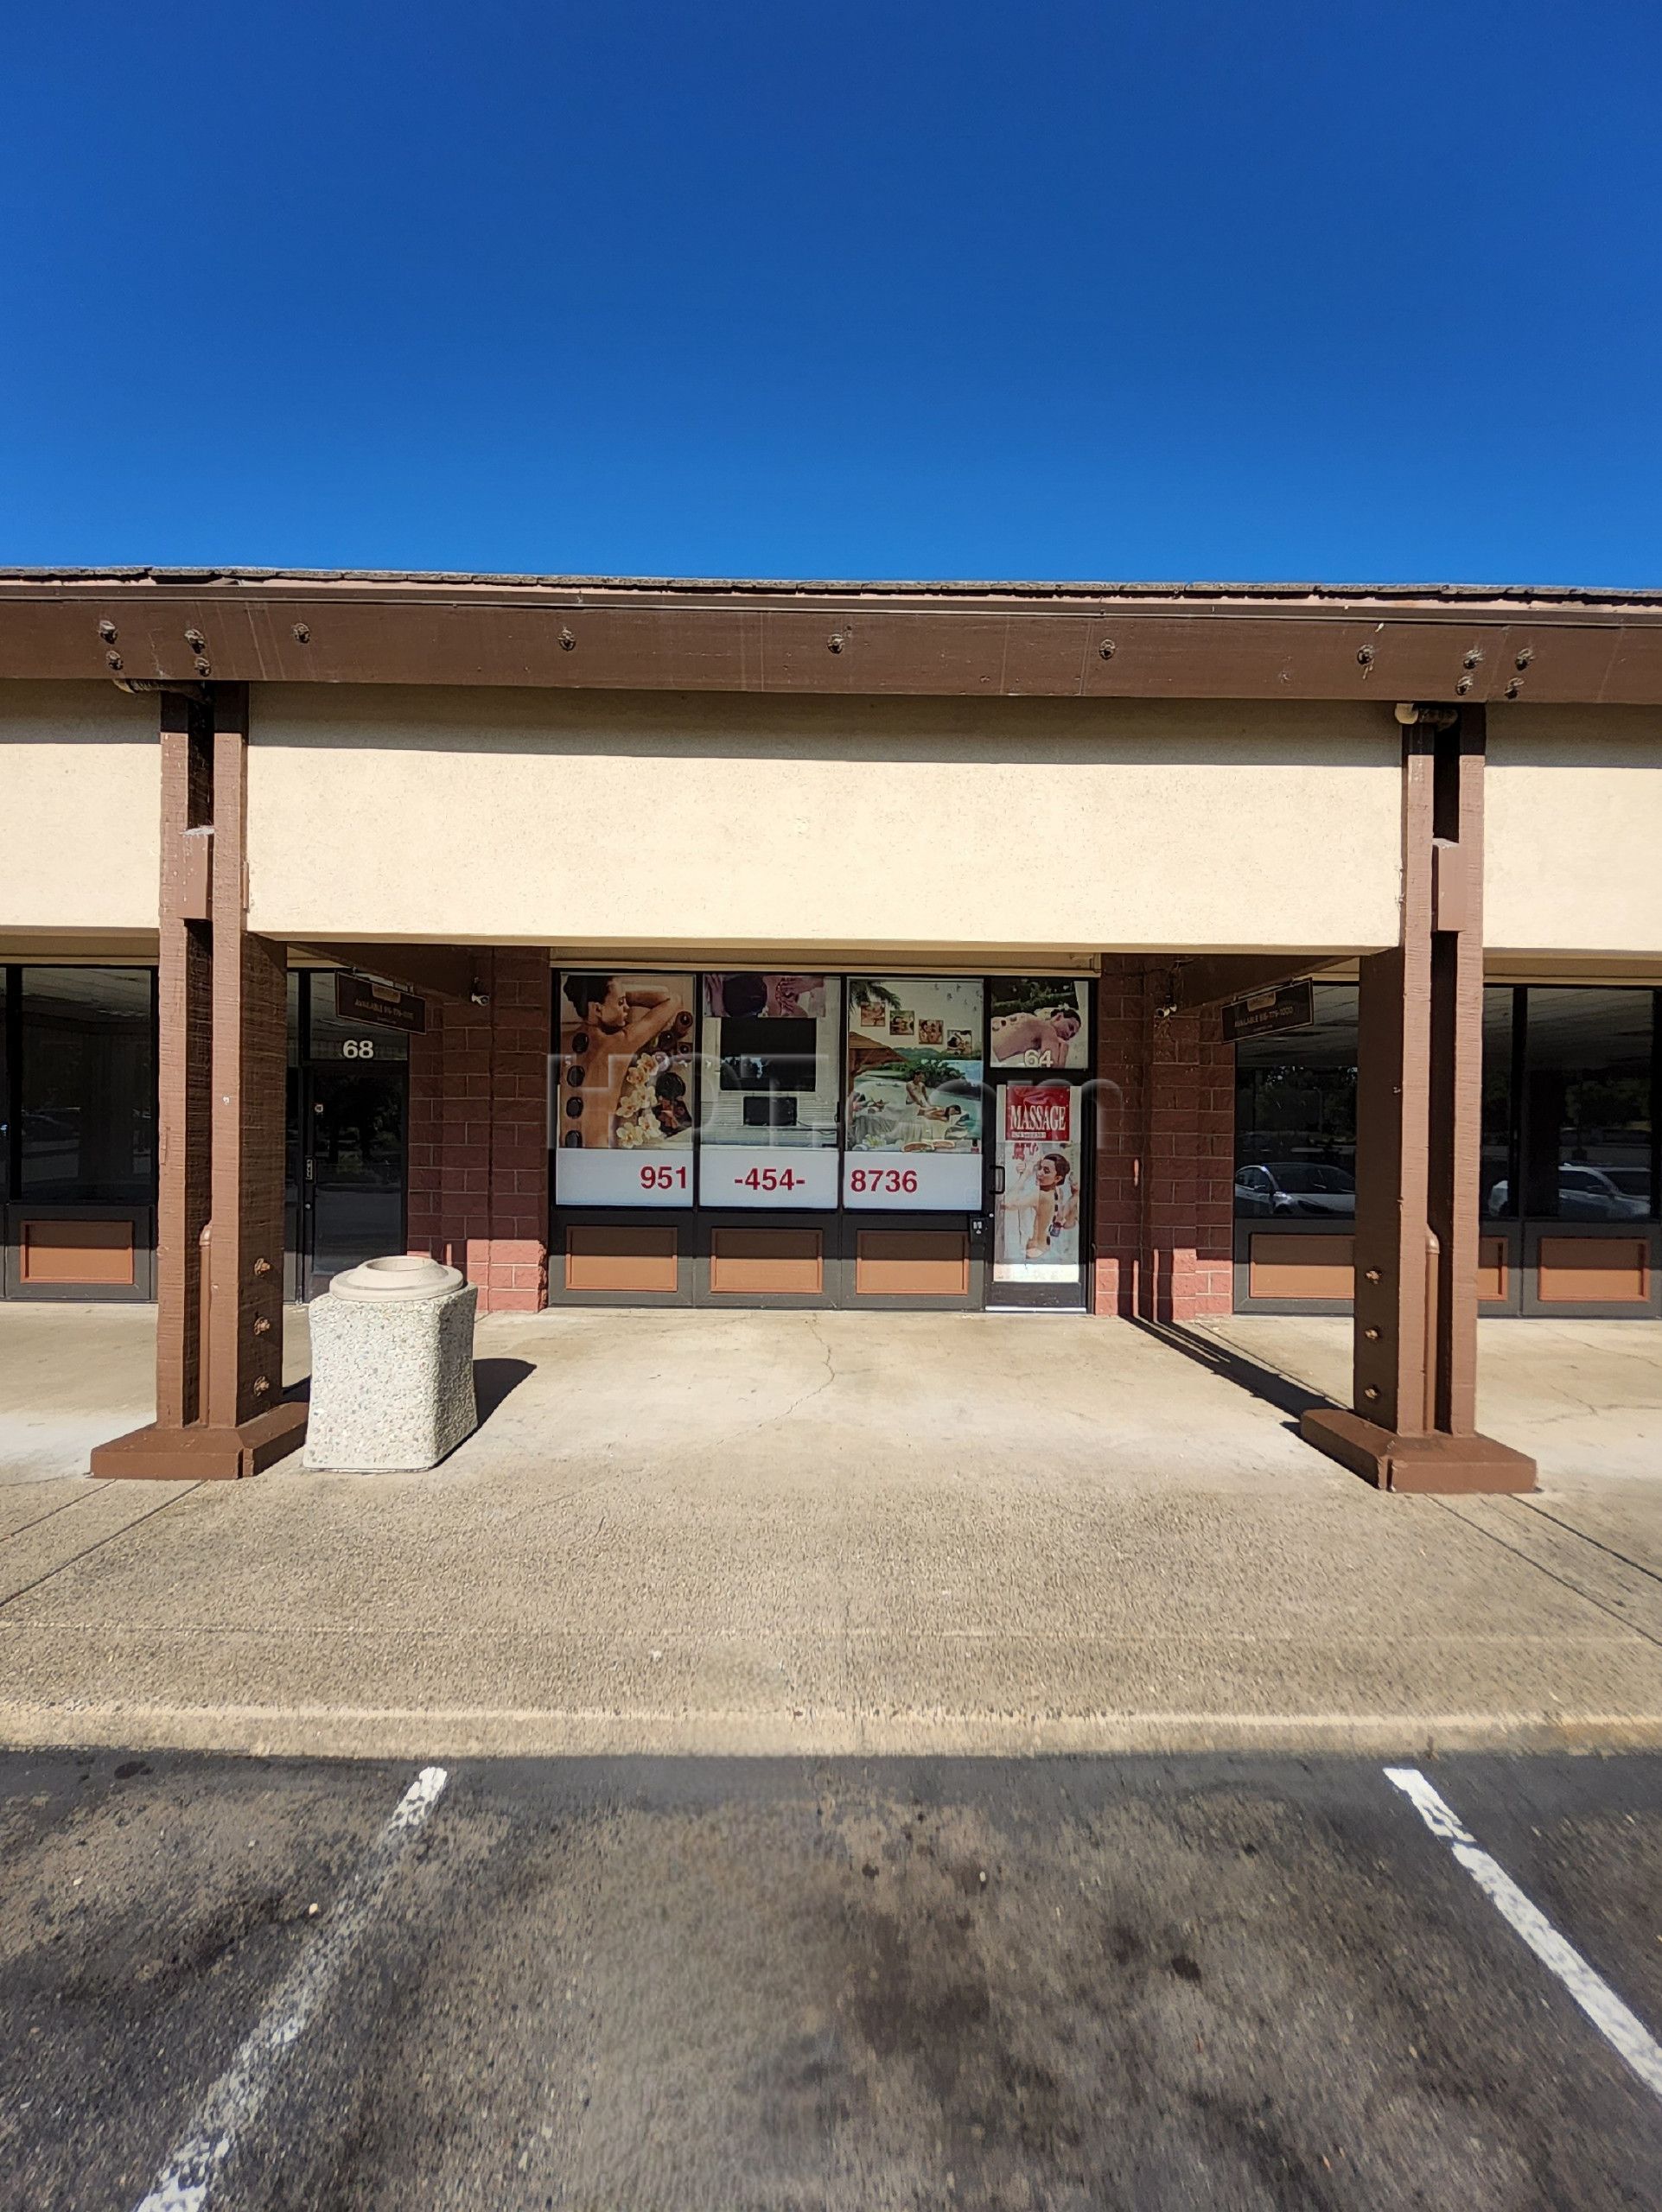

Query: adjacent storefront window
[[699, 974, 842, 1208], [17, 968, 156, 1203], [1234, 982, 1659, 1224], [1233, 985, 1359, 1219], [1516, 988, 1654, 1220], [844, 976, 984, 1210], [553, 972, 697, 1207], [1480, 988, 1517, 1217]]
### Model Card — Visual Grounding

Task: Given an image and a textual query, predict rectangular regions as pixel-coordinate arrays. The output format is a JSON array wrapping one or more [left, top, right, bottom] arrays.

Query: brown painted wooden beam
[[4, 579, 1662, 701]]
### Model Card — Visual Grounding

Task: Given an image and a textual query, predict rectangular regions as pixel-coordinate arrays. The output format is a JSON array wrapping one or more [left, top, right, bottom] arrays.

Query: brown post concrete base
[[1301, 1407, 1536, 1494], [89, 1401, 308, 1482]]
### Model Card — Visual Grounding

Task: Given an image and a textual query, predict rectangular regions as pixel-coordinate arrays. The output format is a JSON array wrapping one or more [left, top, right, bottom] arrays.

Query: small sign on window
[[1222, 982, 1315, 1042], [334, 974, 427, 1034]]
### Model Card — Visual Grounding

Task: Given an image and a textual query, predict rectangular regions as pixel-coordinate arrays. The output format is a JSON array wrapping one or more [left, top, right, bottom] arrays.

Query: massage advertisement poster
[[553, 971, 697, 1207], [989, 977, 1090, 1070], [994, 1080, 1083, 1281], [698, 972, 841, 1208], [844, 976, 984, 1210]]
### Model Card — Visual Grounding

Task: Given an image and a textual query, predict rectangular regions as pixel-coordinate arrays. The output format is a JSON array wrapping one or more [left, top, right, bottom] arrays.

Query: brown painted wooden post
[[92, 684, 305, 1478], [204, 684, 290, 1431], [150, 690, 213, 1431], [1302, 706, 1535, 1491]]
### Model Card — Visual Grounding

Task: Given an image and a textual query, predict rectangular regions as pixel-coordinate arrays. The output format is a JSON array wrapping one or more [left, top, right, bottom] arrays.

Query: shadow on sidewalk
[[475, 1357, 537, 1423], [1130, 1319, 1334, 1432]]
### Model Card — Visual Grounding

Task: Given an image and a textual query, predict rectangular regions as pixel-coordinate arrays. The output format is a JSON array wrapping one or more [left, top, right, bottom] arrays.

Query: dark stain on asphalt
[[3, 1754, 1660, 2211]]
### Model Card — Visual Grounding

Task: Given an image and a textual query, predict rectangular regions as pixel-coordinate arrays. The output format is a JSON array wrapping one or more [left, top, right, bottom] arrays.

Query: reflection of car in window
[[1599, 1166, 1652, 1209], [1235, 1161, 1357, 1217], [1486, 1166, 1650, 1220]]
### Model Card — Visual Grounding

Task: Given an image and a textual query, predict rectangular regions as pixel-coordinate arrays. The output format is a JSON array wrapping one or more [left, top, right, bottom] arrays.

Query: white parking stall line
[[1385, 1766, 1662, 2101], [132, 1764, 450, 2212]]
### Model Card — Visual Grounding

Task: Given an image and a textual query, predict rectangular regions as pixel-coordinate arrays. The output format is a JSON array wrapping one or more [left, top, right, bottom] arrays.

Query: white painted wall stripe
[[131, 1764, 449, 2212], [1385, 1766, 1662, 2101]]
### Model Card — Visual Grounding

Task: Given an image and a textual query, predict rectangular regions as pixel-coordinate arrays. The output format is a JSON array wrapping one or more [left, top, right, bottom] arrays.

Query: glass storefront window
[[1233, 984, 1358, 1218], [1518, 988, 1654, 1220], [845, 976, 984, 1210], [552, 972, 697, 1208], [546, 969, 1060, 1223], [699, 974, 842, 1207], [18, 969, 156, 1203], [1233, 981, 1658, 1227], [1480, 988, 1516, 1217]]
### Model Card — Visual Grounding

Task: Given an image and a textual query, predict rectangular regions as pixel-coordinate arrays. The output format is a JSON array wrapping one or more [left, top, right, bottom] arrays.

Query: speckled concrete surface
[[0, 1303, 310, 1487], [305, 1283, 478, 1471], [1202, 1313, 1662, 1488], [0, 1306, 1658, 1757]]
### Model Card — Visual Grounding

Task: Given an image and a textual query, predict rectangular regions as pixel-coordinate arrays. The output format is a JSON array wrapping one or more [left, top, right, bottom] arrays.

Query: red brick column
[[1092, 960, 1234, 1323], [406, 950, 550, 1313]]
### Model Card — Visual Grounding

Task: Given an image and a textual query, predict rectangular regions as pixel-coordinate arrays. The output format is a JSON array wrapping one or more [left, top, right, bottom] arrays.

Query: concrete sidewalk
[[0, 1305, 1659, 1759]]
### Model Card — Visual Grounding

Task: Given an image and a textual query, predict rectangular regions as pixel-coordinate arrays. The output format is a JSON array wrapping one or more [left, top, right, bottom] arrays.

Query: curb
[[4, 1702, 1662, 1761]]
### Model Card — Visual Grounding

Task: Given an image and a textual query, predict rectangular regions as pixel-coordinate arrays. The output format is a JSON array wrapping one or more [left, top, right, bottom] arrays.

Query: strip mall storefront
[[6, 567, 1662, 1489], [6, 959, 1652, 1327], [547, 968, 1095, 1310]]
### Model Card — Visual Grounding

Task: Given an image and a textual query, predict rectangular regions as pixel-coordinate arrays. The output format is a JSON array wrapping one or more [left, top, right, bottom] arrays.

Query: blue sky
[[2, 3, 1658, 585]]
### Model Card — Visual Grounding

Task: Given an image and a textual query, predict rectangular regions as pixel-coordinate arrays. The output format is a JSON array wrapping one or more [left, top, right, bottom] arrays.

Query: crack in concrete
[[765, 1318, 839, 1428]]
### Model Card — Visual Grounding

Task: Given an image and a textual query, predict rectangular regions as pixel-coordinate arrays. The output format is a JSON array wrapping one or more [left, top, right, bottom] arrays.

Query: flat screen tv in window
[[716, 1016, 818, 1092]]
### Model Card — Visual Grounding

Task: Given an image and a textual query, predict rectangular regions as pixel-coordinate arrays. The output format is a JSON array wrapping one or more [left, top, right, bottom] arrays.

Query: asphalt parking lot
[[2, 1752, 1659, 2210]]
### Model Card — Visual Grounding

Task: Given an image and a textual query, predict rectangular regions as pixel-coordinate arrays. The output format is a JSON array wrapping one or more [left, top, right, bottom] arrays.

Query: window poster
[[698, 973, 842, 1207], [845, 976, 984, 1210], [989, 977, 1090, 1071], [553, 972, 697, 1206], [994, 1080, 1083, 1282]]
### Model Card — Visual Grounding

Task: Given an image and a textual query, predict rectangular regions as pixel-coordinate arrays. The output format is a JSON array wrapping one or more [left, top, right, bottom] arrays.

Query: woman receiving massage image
[[990, 1002, 1083, 1068]]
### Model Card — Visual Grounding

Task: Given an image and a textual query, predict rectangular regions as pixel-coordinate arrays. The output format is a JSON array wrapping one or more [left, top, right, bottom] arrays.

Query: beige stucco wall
[[245, 686, 1402, 951], [1487, 708, 1662, 954], [0, 683, 158, 931], [12, 683, 1659, 957]]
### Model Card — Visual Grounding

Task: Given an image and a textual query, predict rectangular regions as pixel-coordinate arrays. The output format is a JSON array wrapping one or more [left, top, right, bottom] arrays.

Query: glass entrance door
[[302, 1064, 407, 1299], [985, 977, 1092, 1311]]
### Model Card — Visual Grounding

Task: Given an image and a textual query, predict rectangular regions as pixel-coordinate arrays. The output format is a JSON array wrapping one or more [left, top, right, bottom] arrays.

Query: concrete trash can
[[304, 1255, 479, 1471]]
